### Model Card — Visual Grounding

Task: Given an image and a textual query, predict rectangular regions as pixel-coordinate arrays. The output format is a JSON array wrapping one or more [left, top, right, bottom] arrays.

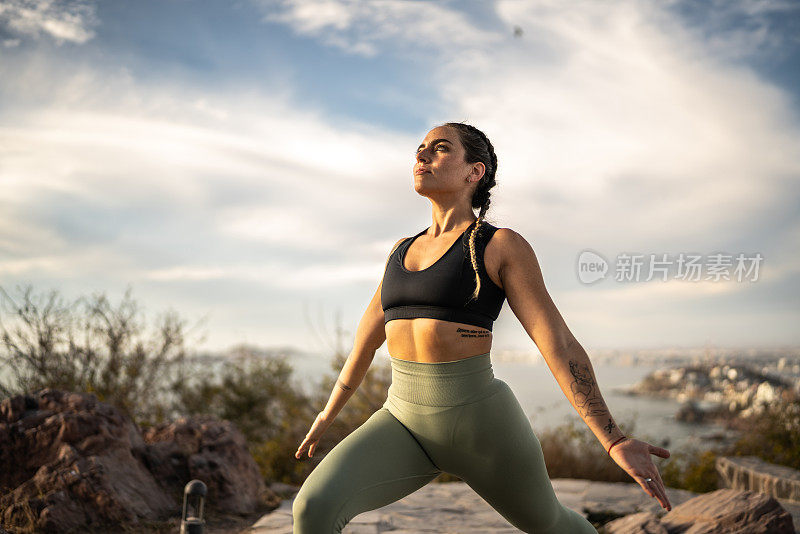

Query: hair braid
[[441, 121, 499, 304]]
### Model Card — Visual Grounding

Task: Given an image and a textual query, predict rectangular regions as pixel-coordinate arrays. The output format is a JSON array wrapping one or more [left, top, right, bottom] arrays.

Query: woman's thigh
[[292, 407, 442, 534], [450, 381, 598, 534]]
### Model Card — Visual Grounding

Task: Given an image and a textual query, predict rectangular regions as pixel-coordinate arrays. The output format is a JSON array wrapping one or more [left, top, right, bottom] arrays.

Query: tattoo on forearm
[[456, 327, 491, 339], [604, 418, 615, 433], [336, 379, 352, 392], [568, 360, 609, 418]]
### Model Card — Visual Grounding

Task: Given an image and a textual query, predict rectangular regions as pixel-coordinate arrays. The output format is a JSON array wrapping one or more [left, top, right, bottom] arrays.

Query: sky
[[0, 0, 799, 358]]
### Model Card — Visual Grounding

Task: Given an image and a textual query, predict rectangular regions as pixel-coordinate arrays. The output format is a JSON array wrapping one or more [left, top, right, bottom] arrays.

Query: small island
[[621, 357, 800, 427]]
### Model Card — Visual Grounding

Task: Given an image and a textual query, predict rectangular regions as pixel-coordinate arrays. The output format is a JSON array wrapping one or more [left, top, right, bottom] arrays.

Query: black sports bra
[[380, 219, 506, 331]]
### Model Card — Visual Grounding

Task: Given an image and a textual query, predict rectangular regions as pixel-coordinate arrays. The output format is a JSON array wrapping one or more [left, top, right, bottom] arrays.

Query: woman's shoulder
[[479, 220, 524, 240], [477, 221, 525, 244], [388, 236, 407, 257], [480, 224, 536, 267]]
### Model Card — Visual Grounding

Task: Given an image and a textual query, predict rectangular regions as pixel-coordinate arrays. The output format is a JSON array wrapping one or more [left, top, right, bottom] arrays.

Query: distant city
[[188, 344, 800, 367], [479, 346, 800, 370], [182, 344, 800, 425], [186, 344, 800, 382]]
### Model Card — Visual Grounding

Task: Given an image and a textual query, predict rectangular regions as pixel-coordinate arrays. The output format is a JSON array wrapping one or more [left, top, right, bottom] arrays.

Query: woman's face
[[414, 126, 483, 195]]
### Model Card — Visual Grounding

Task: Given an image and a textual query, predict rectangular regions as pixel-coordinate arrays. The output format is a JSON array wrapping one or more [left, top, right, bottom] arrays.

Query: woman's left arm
[[492, 228, 672, 511]]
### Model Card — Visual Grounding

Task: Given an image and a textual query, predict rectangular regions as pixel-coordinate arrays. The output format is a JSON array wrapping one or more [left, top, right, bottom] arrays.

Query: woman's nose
[[416, 150, 429, 163]]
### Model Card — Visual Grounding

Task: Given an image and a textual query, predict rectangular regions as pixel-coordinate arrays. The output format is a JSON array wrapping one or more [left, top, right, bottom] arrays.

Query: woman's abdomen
[[385, 318, 492, 363]]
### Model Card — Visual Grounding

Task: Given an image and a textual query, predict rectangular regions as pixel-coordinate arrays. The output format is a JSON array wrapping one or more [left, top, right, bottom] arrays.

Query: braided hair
[[441, 121, 499, 304]]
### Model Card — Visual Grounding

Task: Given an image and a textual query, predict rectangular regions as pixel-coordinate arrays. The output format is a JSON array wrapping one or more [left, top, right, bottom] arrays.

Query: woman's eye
[[415, 145, 447, 154]]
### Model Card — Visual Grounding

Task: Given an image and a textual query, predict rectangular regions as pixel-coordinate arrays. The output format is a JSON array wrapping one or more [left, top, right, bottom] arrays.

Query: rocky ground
[[4, 388, 798, 533], [0, 389, 279, 533], [247, 478, 800, 533]]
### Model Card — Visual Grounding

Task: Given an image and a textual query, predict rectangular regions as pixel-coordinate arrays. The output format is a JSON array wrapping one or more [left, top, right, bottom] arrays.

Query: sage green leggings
[[292, 352, 598, 533]]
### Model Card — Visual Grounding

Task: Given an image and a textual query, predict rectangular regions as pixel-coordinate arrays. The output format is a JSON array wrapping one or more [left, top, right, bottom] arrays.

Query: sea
[[286, 350, 743, 455], [0, 348, 742, 455]]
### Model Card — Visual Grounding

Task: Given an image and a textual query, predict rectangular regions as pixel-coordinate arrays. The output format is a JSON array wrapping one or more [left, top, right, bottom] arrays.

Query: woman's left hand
[[609, 437, 672, 511]]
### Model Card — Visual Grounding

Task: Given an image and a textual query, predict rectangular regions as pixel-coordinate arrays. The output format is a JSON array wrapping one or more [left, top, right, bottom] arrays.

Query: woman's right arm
[[318, 237, 405, 421], [295, 237, 405, 459]]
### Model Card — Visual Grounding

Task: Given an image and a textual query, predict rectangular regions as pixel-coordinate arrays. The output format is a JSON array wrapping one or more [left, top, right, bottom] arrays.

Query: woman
[[292, 122, 672, 533]]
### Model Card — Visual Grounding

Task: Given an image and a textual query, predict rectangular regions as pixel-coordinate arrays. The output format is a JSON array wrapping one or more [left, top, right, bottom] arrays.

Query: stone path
[[245, 478, 701, 533]]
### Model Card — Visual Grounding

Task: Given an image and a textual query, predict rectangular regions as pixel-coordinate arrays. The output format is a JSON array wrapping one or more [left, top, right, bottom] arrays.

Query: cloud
[[0, 52, 425, 292], [257, 0, 800, 348], [258, 0, 503, 57], [661, 0, 800, 63], [422, 0, 800, 258], [256, 0, 800, 255], [144, 259, 380, 289], [0, 0, 99, 45], [2, 0, 799, 350]]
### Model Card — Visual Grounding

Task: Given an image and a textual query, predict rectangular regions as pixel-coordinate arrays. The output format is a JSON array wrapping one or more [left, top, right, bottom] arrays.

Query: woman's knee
[[292, 485, 341, 533], [545, 504, 598, 534]]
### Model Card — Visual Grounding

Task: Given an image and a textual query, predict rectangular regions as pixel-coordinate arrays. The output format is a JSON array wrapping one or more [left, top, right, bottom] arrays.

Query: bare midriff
[[385, 318, 493, 363]]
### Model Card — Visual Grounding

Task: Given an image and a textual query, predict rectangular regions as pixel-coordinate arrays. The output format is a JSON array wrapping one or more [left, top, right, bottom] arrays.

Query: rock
[[779, 499, 800, 533], [0, 389, 173, 532], [660, 488, 794, 533], [141, 415, 276, 514], [0, 389, 276, 533], [601, 488, 796, 533], [716, 455, 800, 503], [602, 511, 667, 533], [251, 479, 797, 533], [269, 482, 302, 499], [577, 479, 698, 518], [250, 478, 700, 533], [675, 401, 705, 423], [248, 479, 526, 533]]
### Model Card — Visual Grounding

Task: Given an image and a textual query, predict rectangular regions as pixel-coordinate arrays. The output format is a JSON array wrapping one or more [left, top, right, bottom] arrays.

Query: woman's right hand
[[295, 411, 332, 459], [609, 437, 672, 511]]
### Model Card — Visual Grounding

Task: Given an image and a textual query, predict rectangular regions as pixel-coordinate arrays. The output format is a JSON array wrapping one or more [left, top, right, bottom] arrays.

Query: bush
[[537, 416, 668, 483], [0, 284, 395, 489], [171, 344, 320, 485], [282, 350, 395, 480], [725, 388, 800, 470], [311, 351, 392, 441], [0, 284, 197, 425], [169, 344, 396, 487], [660, 446, 720, 493], [659, 389, 800, 493]]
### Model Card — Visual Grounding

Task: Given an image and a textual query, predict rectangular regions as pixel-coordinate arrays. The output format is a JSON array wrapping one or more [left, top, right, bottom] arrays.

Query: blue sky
[[1, 0, 799, 357]]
